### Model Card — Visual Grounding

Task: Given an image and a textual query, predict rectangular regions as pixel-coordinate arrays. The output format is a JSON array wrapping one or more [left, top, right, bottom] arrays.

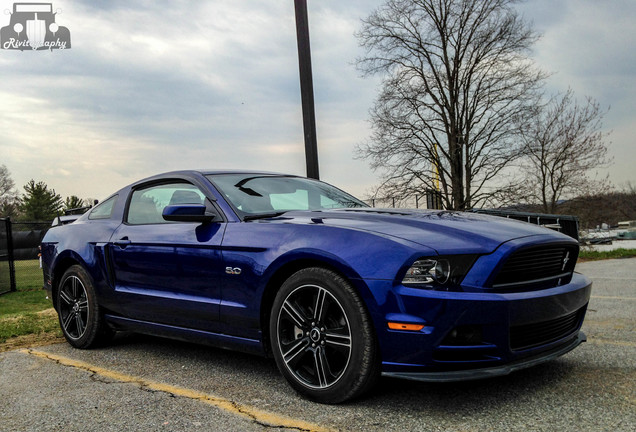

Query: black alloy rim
[[276, 284, 352, 389], [58, 275, 89, 339]]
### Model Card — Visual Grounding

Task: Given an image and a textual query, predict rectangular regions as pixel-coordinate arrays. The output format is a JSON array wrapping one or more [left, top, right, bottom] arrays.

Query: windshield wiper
[[242, 211, 288, 221]]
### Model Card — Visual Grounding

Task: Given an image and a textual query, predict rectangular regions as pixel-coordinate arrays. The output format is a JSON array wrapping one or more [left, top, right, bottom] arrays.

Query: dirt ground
[[0, 308, 64, 353], [0, 331, 65, 353]]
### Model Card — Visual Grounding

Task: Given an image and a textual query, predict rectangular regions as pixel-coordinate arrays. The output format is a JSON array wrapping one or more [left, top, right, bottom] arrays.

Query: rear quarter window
[[88, 195, 118, 220]]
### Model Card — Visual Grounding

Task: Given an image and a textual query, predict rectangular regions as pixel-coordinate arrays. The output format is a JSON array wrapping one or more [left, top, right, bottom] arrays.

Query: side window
[[127, 182, 206, 225], [88, 195, 118, 220]]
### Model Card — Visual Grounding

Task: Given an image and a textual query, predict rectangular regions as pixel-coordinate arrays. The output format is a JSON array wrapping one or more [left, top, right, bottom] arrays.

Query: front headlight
[[403, 259, 449, 284], [402, 255, 477, 290]]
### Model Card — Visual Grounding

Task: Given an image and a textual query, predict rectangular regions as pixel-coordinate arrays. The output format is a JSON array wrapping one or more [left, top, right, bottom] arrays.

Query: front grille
[[510, 307, 585, 350], [491, 244, 578, 290]]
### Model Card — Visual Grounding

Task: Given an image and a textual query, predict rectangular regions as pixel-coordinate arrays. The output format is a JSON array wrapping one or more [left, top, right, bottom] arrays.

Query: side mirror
[[162, 204, 216, 223]]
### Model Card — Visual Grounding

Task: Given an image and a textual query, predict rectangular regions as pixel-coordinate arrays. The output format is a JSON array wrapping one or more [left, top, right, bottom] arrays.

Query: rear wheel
[[270, 267, 379, 403], [56, 265, 113, 348]]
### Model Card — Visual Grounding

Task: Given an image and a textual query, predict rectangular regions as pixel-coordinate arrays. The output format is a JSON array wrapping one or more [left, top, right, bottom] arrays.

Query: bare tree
[[517, 89, 611, 213], [356, 0, 545, 210], [0, 164, 19, 217], [559, 185, 635, 229], [0, 165, 15, 198]]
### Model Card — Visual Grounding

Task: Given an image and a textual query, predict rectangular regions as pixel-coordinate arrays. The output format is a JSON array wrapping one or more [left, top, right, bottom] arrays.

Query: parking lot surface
[[1, 258, 634, 431]]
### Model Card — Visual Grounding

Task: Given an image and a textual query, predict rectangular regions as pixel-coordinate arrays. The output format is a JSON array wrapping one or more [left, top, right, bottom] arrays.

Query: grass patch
[[14, 259, 44, 290], [0, 289, 52, 315], [0, 290, 60, 344], [579, 248, 636, 261]]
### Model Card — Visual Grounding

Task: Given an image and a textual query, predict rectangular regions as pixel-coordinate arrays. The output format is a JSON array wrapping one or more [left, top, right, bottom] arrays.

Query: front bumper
[[364, 272, 592, 378], [383, 331, 586, 382]]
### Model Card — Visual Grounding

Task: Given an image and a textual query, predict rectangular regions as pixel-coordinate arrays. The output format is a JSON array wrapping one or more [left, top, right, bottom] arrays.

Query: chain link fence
[[13, 221, 50, 291]]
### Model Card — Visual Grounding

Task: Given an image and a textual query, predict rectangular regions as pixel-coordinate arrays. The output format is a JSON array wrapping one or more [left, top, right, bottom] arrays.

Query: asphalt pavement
[[1, 258, 634, 432]]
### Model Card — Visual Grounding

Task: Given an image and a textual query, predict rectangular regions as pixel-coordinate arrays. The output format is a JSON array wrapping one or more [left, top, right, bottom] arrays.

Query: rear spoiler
[[51, 214, 82, 227]]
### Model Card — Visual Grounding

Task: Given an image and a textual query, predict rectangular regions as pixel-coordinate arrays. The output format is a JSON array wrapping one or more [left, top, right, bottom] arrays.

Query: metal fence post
[[7, 218, 16, 292], [0, 217, 16, 294]]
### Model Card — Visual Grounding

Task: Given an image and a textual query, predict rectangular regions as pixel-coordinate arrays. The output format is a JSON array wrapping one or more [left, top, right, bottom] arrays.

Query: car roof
[[134, 169, 299, 182], [124, 170, 304, 191], [199, 169, 294, 176]]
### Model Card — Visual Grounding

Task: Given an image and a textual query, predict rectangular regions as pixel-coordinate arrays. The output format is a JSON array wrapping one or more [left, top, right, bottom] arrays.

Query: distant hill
[[497, 189, 636, 230]]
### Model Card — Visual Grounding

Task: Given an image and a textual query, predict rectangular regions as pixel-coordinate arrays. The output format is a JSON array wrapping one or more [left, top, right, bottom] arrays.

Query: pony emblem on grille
[[562, 251, 570, 271]]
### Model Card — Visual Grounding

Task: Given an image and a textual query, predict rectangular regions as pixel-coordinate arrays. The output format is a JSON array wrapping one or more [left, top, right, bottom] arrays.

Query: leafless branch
[[355, 0, 545, 210]]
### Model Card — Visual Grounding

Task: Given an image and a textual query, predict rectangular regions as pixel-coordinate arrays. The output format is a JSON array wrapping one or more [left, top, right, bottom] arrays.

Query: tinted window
[[88, 195, 118, 220], [207, 174, 367, 217], [127, 182, 206, 225]]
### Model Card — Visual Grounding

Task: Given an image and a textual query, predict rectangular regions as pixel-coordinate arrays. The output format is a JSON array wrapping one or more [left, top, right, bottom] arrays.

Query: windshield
[[207, 174, 367, 218]]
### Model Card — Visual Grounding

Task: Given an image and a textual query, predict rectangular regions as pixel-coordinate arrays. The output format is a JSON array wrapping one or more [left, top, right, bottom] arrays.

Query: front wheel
[[56, 265, 113, 348], [270, 268, 379, 403]]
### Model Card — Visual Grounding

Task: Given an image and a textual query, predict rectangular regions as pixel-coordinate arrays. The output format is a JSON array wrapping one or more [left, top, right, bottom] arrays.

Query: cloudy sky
[[1, 0, 634, 203]]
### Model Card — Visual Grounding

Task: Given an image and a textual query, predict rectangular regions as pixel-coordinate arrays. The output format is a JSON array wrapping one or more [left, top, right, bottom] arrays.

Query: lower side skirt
[[104, 314, 264, 356]]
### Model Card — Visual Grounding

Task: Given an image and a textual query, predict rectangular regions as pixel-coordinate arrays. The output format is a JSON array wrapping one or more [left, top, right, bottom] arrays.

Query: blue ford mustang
[[41, 170, 591, 403]]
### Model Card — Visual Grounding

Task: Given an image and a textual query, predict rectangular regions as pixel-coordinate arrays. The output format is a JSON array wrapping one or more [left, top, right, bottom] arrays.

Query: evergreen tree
[[19, 180, 63, 221], [64, 195, 85, 211]]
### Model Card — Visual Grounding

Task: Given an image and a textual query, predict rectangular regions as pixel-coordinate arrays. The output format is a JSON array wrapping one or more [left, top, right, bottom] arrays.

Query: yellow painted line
[[591, 295, 636, 301], [20, 348, 332, 432]]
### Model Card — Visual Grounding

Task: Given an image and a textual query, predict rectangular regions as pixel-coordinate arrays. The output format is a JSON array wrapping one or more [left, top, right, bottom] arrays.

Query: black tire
[[270, 267, 379, 403], [56, 265, 113, 348]]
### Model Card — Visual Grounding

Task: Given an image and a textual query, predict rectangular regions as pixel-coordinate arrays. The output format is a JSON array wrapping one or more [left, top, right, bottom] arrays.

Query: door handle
[[113, 237, 131, 248]]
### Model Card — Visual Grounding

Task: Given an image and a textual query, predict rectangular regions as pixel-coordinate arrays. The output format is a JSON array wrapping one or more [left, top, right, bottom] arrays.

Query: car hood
[[268, 208, 566, 255]]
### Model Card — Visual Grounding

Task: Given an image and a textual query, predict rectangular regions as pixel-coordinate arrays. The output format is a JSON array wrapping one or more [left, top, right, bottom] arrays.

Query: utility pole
[[294, 0, 320, 180]]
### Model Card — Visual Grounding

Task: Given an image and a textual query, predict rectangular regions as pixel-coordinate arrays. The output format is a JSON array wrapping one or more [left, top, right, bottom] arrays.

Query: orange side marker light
[[388, 322, 425, 331]]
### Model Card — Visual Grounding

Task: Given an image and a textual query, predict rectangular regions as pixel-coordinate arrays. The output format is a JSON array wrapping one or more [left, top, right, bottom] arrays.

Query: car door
[[109, 180, 226, 332]]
